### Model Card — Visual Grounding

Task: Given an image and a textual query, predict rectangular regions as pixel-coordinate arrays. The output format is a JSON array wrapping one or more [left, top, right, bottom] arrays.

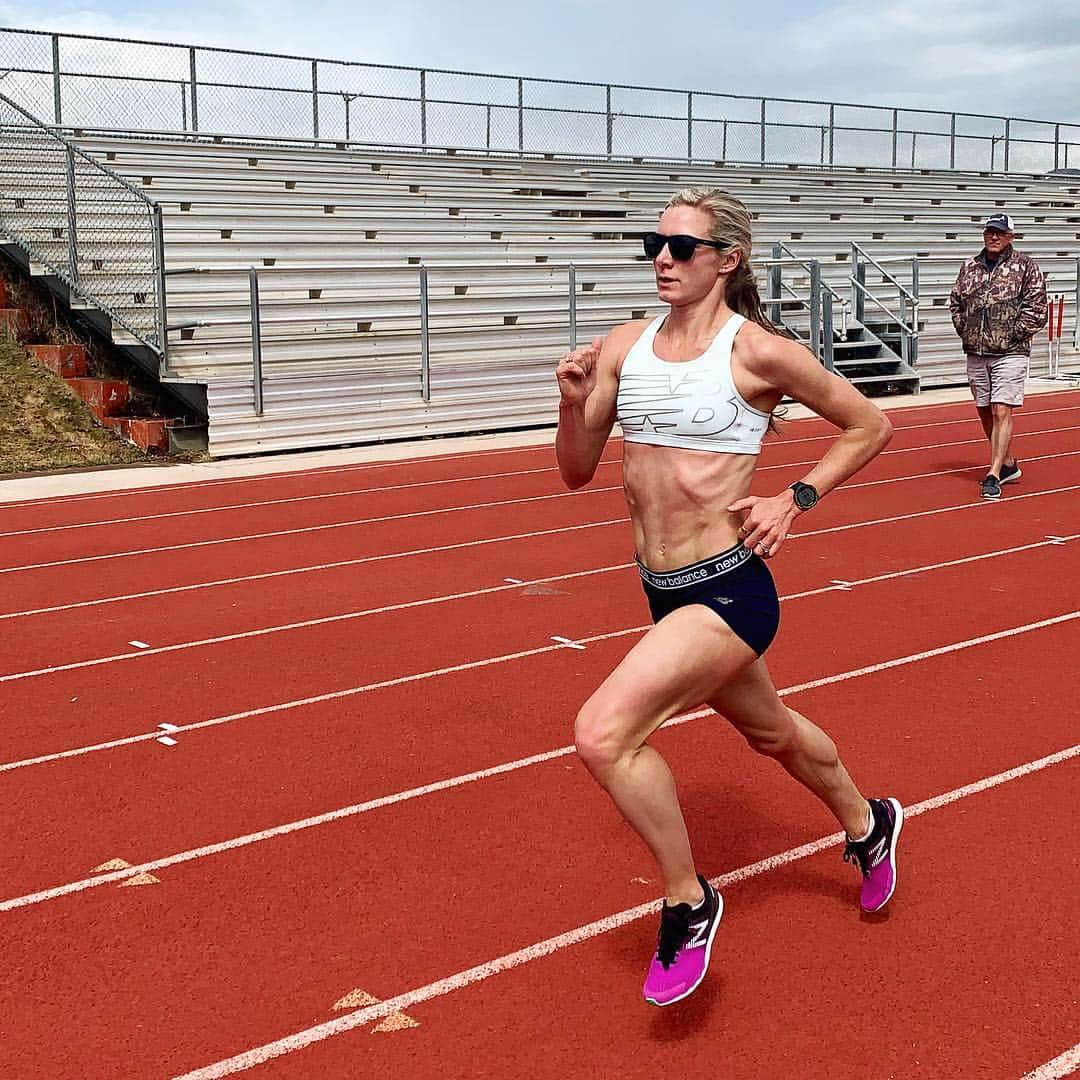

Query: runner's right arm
[[555, 332, 621, 489]]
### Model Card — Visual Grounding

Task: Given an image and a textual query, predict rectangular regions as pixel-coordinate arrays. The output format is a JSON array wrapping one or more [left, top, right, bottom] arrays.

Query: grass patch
[[0, 336, 148, 474]]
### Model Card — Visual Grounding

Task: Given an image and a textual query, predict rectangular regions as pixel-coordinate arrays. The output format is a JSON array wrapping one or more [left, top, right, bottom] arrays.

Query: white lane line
[[504, 577, 524, 584], [4, 452, 1078, 623], [172, 738, 1080, 1079], [0, 462, 617, 539], [0, 520, 626, 622], [128, 640, 150, 650], [4, 395, 1077, 517], [2, 533, 1075, 775], [1021, 1043, 1080, 1080], [4, 425, 1078, 575], [2, 609, 1076, 914], [4, 490, 1078, 685], [0, 487, 623, 576], [551, 636, 586, 650]]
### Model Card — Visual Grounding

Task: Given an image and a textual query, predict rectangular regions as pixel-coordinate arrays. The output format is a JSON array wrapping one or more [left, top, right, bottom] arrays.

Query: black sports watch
[[790, 481, 819, 511]]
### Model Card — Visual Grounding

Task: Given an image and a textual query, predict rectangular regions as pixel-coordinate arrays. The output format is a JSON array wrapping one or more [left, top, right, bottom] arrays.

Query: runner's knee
[[574, 703, 631, 773]]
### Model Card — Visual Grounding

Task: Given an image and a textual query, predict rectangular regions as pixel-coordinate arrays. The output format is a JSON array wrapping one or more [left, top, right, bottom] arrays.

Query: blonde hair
[[665, 188, 779, 334]]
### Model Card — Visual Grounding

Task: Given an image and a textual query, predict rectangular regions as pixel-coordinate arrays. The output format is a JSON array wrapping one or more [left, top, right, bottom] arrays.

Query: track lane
[[2, 622, 1076, 1079], [2, 538, 1077, 897]]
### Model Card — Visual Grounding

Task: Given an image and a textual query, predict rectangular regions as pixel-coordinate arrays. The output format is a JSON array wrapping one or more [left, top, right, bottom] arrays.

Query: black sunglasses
[[643, 231, 730, 261]]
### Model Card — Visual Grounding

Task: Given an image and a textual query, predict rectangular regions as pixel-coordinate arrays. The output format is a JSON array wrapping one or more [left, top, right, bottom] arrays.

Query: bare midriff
[[622, 441, 758, 571]]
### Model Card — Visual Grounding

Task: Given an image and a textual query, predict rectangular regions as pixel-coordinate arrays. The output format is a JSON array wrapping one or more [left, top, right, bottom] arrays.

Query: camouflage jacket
[[948, 246, 1047, 357]]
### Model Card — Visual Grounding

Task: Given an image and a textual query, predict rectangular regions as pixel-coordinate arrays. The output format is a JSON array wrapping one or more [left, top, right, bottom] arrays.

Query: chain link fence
[[2, 26, 1078, 172], [0, 91, 164, 355]]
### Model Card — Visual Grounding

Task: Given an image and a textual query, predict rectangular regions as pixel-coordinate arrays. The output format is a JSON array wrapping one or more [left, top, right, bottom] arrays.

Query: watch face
[[793, 483, 818, 509]]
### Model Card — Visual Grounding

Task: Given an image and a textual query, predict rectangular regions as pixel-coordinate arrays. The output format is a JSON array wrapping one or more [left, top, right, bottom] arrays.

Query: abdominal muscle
[[622, 441, 758, 571]]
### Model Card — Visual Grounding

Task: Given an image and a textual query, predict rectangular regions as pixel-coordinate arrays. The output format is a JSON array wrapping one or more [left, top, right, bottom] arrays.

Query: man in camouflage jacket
[[949, 213, 1047, 499]]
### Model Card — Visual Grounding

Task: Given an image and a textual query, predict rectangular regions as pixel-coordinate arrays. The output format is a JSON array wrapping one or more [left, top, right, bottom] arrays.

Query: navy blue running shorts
[[636, 542, 781, 656]]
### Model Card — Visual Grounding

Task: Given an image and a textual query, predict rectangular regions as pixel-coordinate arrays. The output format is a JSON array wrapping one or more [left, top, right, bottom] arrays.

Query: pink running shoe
[[642, 875, 723, 1007], [843, 797, 904, 912]]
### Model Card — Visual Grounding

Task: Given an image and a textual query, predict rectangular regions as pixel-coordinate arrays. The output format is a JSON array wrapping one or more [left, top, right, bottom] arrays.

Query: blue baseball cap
[[983, 213, 1015, 232]]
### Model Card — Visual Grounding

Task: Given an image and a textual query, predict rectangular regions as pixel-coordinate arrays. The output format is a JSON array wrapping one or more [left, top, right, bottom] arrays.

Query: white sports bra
[[615, 314, 770, 455]]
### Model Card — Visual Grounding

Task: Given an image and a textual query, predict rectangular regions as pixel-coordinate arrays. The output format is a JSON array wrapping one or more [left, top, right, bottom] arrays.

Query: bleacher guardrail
[[849, 244, 920, 367], [0, 90, 168, 367], [2, 26, 1078, 174]]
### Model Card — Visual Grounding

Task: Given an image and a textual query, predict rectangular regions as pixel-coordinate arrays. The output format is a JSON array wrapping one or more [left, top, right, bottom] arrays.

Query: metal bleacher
[[2, 32, 1078, 457]]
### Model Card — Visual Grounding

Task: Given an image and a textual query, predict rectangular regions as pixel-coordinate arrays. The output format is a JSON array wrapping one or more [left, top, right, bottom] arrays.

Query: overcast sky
[[4, 0, 1079, 125]]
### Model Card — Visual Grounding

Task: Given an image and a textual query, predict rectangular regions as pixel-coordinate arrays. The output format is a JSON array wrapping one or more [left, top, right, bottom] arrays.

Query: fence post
[[152, 204, 170, 376], [189, 47, 199, 133], [420, 70, 427, 148], [1054, 123, 1061, 171], [248, 268, 264, 416], [949, 112, 956, 169], [310, 61, 320, 141], [891, 108, 898, 168], [822, 291, 835, 371], [64, 146, 79, 286], [604, 84, 613, 157], [828, 103, 835, 165], [180, 82, 188, 132], [809, 262, 822, 361], [419, 264, 431, 400], [485, 104, 491, 151], [1004, 117, 1011, 171], [568, 263, 577, 349], [759, 98, 766, 163], [51, 34, 62, 125], [910, 256, 920, 366], [517, 78, 524, 155], [686, 92, 693, 163], [768, 243, 782, 324]]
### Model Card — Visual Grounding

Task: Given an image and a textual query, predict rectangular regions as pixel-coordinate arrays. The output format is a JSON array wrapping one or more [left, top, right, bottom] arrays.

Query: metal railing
[[849, 244, 920, 366], [2, 26, 1078, 173], [0, 89, 167, 363], [764, 250, 846, 370]]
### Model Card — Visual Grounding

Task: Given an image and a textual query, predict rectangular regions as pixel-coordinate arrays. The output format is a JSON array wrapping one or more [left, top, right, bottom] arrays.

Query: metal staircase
[[766, 241, 920, 395]]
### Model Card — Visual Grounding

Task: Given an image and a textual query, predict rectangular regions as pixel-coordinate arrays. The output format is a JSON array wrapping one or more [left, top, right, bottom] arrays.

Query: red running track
[[1, 389, 1078, 1080]]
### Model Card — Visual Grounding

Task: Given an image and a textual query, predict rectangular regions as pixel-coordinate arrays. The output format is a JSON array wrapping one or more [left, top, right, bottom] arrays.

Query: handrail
[[850, 242, 917, 304], [0, 91, 168, 366]]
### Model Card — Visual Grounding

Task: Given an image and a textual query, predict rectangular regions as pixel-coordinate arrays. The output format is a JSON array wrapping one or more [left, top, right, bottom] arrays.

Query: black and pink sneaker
[[843, 797, 904, 912], [642, 875, 723, 1007]]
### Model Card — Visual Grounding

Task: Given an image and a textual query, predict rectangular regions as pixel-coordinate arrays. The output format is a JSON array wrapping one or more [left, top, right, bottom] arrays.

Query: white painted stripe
[[1020, 1043, 1080, 1080], [4, 425, 1078, 576], [503, 577, 524, 584], [0, 520, 625, 622], [0, 486, 623, 576], [551, 636, 586, 650], [0, 462, 615, 539], [158, 723, 180, 733], [128, 640, 150, 650], [2, 609, 1075, 914], [4, 453, 1078, 623], [4, 488, 1078, 684], [156, 736, 177, 747], [172, 738, 1080, 1079], [1, 534, 1074, 773]]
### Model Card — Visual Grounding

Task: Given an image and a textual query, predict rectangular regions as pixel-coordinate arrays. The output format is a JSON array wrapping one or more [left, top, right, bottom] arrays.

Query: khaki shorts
[[966, 353, 1028, 407]]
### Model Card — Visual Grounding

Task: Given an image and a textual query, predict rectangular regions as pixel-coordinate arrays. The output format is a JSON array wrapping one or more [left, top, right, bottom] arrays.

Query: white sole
[[644, 890, 724, 1007], [1000, 469, 1022, 484]]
